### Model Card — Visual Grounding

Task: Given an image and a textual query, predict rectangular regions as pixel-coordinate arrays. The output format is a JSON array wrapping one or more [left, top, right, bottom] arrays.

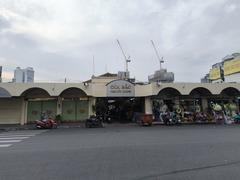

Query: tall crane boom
[[151, 40, 164, 70], [117, 39, 131, 72]]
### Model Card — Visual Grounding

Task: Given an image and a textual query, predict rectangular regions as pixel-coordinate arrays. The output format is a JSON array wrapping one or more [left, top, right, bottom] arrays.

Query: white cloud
[[0, 0, 239, 82]]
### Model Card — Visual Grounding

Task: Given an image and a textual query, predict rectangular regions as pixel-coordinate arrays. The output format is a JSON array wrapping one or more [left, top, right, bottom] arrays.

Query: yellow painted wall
[[209, 68, 221, 80], [224, 57, 240, 76]]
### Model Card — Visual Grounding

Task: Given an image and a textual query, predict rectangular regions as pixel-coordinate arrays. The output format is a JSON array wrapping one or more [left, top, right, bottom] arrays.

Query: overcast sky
[[0, 0, 239, 82]]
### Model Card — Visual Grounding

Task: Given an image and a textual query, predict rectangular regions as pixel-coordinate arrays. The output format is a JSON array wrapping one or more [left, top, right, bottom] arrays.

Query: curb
[[0, 124, 84, 132], [0, 122, 237, 132]]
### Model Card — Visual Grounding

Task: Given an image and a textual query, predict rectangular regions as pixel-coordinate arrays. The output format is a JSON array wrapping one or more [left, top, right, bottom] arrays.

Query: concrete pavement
[[1, 125, 240, 180]]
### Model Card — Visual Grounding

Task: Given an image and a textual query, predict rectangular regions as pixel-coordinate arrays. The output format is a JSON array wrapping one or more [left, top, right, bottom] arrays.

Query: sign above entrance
[[106, 80, 135, 97]]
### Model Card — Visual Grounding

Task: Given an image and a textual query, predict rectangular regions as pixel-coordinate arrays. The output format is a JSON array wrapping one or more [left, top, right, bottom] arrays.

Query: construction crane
[[151, 40, 164, 70], [116, 39, 131, 73]]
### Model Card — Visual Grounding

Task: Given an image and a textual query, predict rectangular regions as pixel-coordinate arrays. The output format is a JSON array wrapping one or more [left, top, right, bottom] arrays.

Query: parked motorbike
[[35, 118, 57, 129], [160, 112, 181, 125], [213, 110, 224, 124], [85, 115, 104, 128], [233, 113, 240, 124], [182, 111, 194, 123], [102, 113, 112, 124], [194, 112, 208, 123]]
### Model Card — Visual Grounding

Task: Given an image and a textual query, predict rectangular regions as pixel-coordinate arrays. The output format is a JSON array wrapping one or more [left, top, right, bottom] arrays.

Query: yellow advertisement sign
[[224, 58, 240, 76], [209, 68, 221, 80]]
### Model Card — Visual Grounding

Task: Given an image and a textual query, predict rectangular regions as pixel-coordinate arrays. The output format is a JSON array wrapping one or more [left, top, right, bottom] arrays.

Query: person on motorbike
[[41, 111, 49, 123], [40, 111, 48, 122], [159, 103, 168, 123]]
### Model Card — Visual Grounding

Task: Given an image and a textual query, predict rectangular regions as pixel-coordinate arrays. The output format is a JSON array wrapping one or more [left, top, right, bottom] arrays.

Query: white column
[[201, 98, 208, 112], [88, 97, 96, 116], [24, 101, 28, 124], [145, 97, 153, 114], [57, 97, 62, 115], [20, 98, 27, 125]]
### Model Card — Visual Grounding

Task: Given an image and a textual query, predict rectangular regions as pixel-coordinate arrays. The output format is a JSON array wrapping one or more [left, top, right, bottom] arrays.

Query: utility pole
[[92, 55, 95, 76], [105, 64, 108, 73]]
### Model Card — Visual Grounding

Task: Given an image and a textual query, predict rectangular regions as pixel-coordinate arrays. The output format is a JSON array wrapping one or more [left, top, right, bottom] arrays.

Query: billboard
[[224, 57, 240, 76], [209, 68, 221, 80]]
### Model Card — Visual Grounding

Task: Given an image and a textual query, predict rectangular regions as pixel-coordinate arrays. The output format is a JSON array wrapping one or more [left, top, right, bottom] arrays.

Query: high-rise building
[[148, 69, 174, 83], [201, 53, 240, 83], [223, 53, 240, 83], [201, 73, 211, 83], [209, 62, 224, 83], [24, 67, 34, 83], [12, 67, 34, 83]]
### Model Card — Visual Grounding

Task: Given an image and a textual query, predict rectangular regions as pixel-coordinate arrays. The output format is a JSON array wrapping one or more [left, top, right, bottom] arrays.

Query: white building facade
[[203, 53, 240, 83]]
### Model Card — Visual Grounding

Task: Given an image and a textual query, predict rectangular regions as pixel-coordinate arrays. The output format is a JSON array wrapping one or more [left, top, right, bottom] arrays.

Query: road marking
[[0, 144, 12, 147], [0, 140, 22, 143], [0, 134, 35, 137], [0, 131, 47, 136], [0, 137, 29, 140], [0, 130, 48, 137], [0, 130, 48, 148]]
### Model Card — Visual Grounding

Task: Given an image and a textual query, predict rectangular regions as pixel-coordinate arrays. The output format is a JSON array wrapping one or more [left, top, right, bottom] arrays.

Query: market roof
[[83, 72, 118, 83]]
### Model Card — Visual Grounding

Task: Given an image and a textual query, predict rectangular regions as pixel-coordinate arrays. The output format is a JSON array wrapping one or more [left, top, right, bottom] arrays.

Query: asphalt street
[[1, 125, 240, 180]]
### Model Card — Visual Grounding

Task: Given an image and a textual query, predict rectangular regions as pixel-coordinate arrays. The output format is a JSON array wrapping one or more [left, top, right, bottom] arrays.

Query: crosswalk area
[[0, 130, 47, 148]]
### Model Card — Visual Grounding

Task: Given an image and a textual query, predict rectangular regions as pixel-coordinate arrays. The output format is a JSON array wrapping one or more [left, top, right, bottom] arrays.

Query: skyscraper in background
[[201, 53, 240, 83], [12, 67, 34, 83]]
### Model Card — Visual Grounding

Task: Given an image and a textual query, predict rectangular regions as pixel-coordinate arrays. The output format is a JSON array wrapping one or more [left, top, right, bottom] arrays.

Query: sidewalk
[[0, 124, 36, 132], [0, 121, 233, 132], [0, 123, 83, 132], [0, 122, 140, 132]]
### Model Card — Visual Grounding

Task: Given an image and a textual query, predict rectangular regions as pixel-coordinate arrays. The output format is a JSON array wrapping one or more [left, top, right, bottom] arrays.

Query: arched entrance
[[187, 87, 213, 112], [21, 88, 56, 123], [220, 87, 240, 97], [219, 87, 240, 112], [189, 87, 212, 98], [95, 97, 144, 123], [96, 80, 144, 123], [155, 87, 181, 111], [60, 87, 89, 121], [208, 87, 240, 107]]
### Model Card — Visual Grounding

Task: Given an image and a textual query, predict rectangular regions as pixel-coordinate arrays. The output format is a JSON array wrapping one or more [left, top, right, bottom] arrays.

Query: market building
[[0, 72, 240, 125]]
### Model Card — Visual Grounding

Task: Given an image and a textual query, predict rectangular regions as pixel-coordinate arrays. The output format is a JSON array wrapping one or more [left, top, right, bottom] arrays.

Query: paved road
[[1, 125, 240, 180]]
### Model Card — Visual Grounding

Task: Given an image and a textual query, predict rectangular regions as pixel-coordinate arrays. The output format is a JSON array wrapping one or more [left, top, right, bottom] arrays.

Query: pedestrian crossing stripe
[[0, 130, 47, 137], [0, 130, 47, 148], [0, 134, 35, 138], [0, 137, 29, 140], [0, 140, 22, 143], [0, 144, 12, 148]]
